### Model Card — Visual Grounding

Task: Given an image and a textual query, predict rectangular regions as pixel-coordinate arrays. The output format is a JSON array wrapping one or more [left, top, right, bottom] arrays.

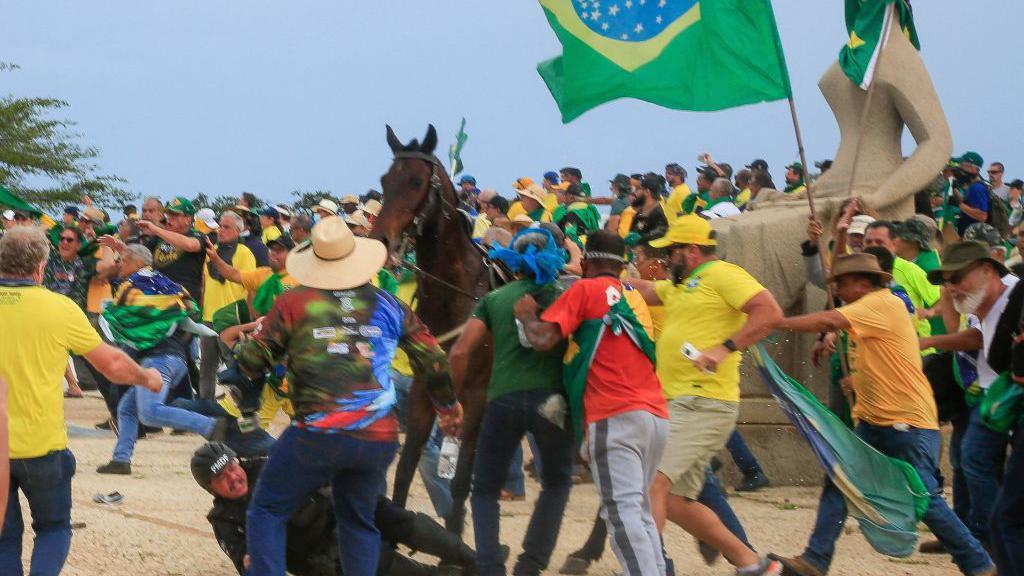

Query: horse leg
[[442, 373, 485, 532], [393, 377, 436, 508]]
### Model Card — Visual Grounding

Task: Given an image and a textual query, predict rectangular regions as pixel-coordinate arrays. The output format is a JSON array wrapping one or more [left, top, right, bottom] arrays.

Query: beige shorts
[[657, 395, 739, 499]]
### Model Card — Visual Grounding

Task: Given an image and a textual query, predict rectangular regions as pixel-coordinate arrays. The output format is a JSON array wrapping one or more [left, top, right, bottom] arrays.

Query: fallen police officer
[[191, 442, 476, 576]]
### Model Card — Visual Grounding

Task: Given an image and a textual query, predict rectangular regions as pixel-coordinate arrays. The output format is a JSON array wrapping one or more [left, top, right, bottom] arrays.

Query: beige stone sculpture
[[714, 23, 952, 483]]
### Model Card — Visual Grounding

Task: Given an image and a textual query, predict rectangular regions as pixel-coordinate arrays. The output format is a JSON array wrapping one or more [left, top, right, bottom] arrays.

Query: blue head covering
[[488, 227, 566, 286], [543, 171, 560, 185]]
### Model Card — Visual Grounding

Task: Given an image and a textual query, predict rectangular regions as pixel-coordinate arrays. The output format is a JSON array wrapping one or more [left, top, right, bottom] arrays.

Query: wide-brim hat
[[517, 184, 547, 204], [341, 195, 359, 205], [927, 241, 1009, 285], [826, 253, 893, 284], [314, 199, 338, 216], [362, 199, 383, 217], [287, 216, 387, 290]]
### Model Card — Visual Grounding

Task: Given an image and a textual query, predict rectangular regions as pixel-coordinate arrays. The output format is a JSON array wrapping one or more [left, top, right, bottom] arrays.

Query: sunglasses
[[940, 262, 982, 286], [59, 236, 78, 243], [988, 170, 1003, 175]]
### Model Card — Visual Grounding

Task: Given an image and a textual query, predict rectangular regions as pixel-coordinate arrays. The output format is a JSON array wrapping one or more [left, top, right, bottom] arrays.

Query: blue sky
[[4, 1, 1021, 206]]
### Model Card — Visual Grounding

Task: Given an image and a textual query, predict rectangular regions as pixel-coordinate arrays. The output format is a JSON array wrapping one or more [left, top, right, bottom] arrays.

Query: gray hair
[[219, 210, 244, 230], [143, 196, 164, 209], [513, 230, 551, 253], [0, 226, 50, 277], [711, 178, 734, 197], [124, 244, 153, 267], [291, 214, 313, 232]]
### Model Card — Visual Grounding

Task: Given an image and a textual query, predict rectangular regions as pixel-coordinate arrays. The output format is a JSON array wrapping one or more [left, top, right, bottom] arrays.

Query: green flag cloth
[[750, 344, 929, 557], [562, 292, 656, 442], [536, 0, 792, 123], [252, 273, 286, 316], [100, 268, 204, 351], [839, 0, 919, 89], [448, 117, 468, 176], [0, 185, 43, 215]]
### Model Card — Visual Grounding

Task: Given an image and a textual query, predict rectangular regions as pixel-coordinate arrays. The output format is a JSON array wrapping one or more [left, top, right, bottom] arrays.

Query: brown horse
[[372, 124, 493, 535]]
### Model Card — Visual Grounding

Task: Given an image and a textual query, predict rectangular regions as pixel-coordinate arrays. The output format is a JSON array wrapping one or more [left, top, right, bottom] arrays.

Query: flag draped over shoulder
[[562, 293, 655, 441], [839, 0, 918, 89], [101, 268, 207, 351], [537, 0, 792, 123], [750, 344, 929, 557]]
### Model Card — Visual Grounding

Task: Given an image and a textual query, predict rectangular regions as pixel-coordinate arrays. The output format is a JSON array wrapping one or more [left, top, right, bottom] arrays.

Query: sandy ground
[[24, 394, 964, 576]]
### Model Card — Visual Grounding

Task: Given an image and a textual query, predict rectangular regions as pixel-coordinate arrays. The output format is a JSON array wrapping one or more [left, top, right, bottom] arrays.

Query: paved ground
[[22, 394, 963, 575]]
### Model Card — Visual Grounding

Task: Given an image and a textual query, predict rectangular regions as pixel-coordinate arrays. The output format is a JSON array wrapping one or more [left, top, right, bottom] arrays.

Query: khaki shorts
[[657, 395, 738, 499]]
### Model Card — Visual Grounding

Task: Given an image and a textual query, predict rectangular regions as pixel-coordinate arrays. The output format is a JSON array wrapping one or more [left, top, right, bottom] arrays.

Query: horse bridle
[[390, 151, 481, 302]]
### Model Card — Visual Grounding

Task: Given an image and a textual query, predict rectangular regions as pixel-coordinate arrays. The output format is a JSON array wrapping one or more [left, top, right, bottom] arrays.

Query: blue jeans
[[990, 419, 1024, 576], [803, 423, 992, 575], [505, 445, 526, 497], [393, 372, 454, 518], [168, 398, 277, 457], [471, 389, 575, 576], [247, 426, 398, 576], [0, 450, 76, 576], [726, 430, 764, 477], [113, 354, 216, 463], [949, 410, 970, 525], [961, 406, 1009, 544], [701, 469, 751, 548]]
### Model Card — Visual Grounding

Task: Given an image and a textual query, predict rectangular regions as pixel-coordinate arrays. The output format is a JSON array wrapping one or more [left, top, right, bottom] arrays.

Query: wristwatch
[[722, 338, 739, 352]]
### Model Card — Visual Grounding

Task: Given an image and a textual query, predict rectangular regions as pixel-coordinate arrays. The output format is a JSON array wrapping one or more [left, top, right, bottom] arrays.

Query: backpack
[[987, 188, 1011, 238]]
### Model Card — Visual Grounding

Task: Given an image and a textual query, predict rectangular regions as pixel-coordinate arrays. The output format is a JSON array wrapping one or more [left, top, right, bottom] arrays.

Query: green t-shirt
[[913, 250, 941, 274], [472, 279, 566, 401]]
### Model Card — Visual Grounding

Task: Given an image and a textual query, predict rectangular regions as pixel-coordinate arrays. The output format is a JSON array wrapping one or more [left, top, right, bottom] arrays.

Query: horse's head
[[372, 124, 444, 251]]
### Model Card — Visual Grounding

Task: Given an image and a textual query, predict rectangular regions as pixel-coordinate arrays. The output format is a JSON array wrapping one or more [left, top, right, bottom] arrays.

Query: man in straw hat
[[234, 216, 463, 576], [772, 252, 994, 576]]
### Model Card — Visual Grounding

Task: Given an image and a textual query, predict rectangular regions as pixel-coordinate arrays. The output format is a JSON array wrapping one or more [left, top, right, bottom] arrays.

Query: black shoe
[[95, 419, 113, 431], [918, 539, 946, 554], [141, 425, 163, 435], [96, 461, 131, 475], [735, 472, 771, 492]]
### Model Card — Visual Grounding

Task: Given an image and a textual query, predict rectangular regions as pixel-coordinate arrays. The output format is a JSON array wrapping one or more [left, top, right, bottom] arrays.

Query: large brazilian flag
[[537, 0, 792, 122]]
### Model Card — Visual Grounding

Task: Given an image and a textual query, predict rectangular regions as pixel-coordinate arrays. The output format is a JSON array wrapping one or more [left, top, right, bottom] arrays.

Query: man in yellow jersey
[[633, 215, 784, 576], [0, 226, 161, 575], [662, 163, 691, 224]]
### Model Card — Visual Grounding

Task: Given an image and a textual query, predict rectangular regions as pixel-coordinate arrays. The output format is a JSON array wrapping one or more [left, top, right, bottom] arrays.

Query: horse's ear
[[421, 125, 438, 155], [386, 125, 403, 153]]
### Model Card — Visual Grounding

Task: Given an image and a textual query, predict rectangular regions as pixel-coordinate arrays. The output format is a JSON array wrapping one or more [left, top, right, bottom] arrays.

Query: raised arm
[[138, 220, 201, 252]]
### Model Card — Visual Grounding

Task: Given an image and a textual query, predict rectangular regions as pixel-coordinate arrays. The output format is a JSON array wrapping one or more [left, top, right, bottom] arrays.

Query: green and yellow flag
[[839, 0, 918, 89], [536, 0, 792, 123]]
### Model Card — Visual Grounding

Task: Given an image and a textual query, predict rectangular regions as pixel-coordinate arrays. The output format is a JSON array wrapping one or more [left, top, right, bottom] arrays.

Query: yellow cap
[[649, 215, 717, 247]]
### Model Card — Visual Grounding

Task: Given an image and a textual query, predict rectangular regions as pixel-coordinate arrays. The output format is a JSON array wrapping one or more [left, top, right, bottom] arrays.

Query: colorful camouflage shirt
[[236, 283, 456, 442]]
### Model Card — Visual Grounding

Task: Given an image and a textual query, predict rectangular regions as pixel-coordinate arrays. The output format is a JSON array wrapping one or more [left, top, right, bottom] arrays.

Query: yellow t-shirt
[[261, 225, 283, 245], [0, 285, 102, 458], [837, 289, 939, 430], [239, 267, 301, 296], [472, 214, 491, 240], [654, 261, 765, 402], [661, 183, 692, 224], [218, 384, 294, 428], [616, 207, 636, 238], [735, 187, 752, 209], [508, 199, 557, 222], [202, 244, 257, 322]]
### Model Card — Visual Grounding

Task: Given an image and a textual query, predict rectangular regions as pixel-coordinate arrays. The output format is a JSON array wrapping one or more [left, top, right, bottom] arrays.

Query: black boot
[[384, 550, 442, 576], [408, 512, 476, 576]]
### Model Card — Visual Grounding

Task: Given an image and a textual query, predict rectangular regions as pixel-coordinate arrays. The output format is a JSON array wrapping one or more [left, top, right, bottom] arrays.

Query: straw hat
[[517, 184, 547, 204], [314, 199, 339, 216], [362, 199, 383, 217], [344, 211, 371, 230], [826, 253, 893, 284], [287, 216, 387, 290]]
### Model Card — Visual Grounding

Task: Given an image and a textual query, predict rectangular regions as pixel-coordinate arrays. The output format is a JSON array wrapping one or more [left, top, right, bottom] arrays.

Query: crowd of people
[[0, 149, 1021, 576]]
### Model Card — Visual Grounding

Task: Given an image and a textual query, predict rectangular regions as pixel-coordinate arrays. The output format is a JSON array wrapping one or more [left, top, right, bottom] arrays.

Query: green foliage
[[191, 192, 240, 215], [289, 189, 336, 214], [0, 63, 134, 213]]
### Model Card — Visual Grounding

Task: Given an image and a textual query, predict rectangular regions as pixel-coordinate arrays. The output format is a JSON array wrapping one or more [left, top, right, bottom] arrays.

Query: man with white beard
[[921, 241, 1022, 552]]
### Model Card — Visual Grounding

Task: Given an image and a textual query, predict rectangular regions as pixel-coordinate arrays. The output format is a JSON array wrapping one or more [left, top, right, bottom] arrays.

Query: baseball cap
[[195, 208, 220, 232], [274, 204, 293, 218], [610, 173, 631, 192], [815, 160, 833, 171], [649, 215, 717, 248], [695, 165, 718, 179], [457, 174, 476, 186], [543, 171, 560, 185], [954, 151, 984, 170], [1010, 179, 1024, 190], [786, 162, 805, 173], [746, 159, 769, 172], [165, 197, 197, 216], [848, 214, 876, 236], [267, 235, 295, 251], [259, 207, 279, 218], [191, 442, 238, 494]]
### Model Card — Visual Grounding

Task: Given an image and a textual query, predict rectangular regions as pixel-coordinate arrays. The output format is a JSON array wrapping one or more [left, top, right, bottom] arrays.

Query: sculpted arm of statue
[[867, 31, 953, 211]]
